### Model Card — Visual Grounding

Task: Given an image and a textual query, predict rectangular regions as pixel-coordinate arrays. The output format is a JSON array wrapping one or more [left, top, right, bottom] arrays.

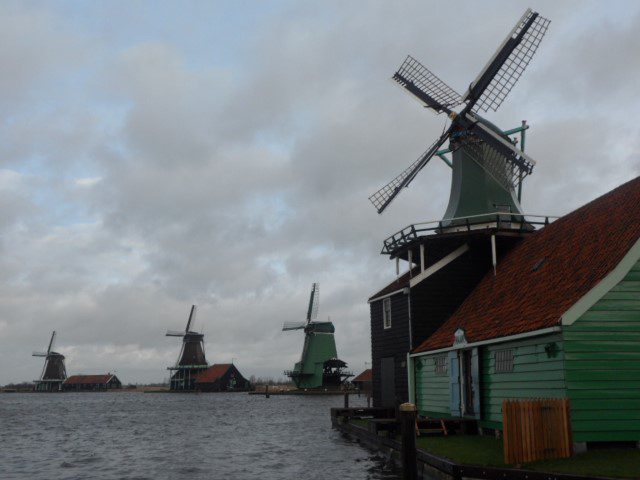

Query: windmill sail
[[306, 283, 319, 322], [47, 331, 56, 354], [393, 55, 463, 113], [185, 305, 197, 332], [369, 127, 452, 213], [465, 9, 551, 112], [283, 321, 307, 331]]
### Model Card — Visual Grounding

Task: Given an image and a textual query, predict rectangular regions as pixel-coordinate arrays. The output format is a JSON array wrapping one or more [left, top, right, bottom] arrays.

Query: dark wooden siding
[[371, 291, 410, 406], [410, 246, 492, 349], [370, 234, 524, 408]]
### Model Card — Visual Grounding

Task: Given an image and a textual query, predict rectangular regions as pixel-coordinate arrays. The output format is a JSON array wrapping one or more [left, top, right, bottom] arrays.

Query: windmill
[[32, 331, 66, 392], [369, 9, 550, 228], [166, 305, 209, 391], [283, 283, 352, 389]]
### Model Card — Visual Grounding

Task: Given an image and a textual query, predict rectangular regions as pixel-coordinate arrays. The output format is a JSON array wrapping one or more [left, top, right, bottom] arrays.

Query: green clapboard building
[[409, 177, 640, 444]]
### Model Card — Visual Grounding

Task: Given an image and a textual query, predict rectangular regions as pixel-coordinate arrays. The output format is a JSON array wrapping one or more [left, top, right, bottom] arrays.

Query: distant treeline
[[248, 376, 293, 386]]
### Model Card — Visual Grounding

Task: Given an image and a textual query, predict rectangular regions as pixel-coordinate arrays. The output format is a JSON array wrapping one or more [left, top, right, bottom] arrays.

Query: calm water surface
[[1, 392, 399, 480]]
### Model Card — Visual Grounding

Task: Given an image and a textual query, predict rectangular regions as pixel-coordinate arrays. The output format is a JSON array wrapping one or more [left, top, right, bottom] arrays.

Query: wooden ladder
[[416, 417, 448, 436]]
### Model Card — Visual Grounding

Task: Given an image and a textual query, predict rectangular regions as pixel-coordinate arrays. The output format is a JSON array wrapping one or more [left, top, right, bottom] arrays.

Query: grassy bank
[[418, 435, 640, 478], [350, 419, 640, 478]]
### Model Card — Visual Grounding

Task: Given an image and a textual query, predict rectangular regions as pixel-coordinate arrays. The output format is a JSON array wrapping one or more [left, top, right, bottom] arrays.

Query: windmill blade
[[306, 283, 319, 322], [392, 55, 463, 113], [467, 114, 536, 174], [166, 330, 185, 337], [282, 321, 306, 331], [369, 126, 453, 214], [47, 331, 56, 354], [185, 305, 197, 332], [32, 351, 48, 357], [463, 9, 550, 112]]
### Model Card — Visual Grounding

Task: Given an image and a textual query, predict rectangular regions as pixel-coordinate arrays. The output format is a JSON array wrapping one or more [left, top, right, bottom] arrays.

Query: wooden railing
[[502, 398, 573, 464]]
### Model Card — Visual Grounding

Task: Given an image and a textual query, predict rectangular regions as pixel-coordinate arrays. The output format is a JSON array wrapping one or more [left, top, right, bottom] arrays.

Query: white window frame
[[382, 297, 392, 329], [494, 348, 514, 373], [434, 355, 448, 375]]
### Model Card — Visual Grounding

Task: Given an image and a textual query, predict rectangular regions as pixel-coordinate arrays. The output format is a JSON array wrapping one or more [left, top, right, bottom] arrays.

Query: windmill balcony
[[283, 370, 311, 378], [382, 212, 557, 257]]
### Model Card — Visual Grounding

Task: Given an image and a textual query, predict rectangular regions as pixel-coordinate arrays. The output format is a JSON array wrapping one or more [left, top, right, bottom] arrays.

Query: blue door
[[448, 351, 460, 417]]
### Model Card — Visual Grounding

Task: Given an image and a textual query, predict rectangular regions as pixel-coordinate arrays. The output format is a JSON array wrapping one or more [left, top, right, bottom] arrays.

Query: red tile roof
[[352, 369, 372, 383], [195, 364, 232, 383], [414, 176, 640, 353], [64, 374, 114, 385]]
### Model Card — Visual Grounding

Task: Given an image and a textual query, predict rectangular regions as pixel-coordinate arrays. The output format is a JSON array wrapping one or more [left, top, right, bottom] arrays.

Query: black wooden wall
[[370, 291, 410, 407], [370, 235, 524, 408], [410, 245, 492, 349]]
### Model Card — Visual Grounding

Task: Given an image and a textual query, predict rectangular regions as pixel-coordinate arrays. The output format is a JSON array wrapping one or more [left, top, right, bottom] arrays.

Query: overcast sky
[[1, 0, 638, 384]]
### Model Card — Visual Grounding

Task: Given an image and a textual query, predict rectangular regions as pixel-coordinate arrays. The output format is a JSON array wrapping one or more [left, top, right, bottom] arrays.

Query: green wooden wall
[[480, 334, 566, 429], [563, 259, 640, 442], [414, 334, 566, 424], [414, 355, 452, 418]]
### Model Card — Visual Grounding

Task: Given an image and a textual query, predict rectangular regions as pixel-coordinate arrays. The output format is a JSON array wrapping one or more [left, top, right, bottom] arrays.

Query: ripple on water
[[0, 393, 399, 480]]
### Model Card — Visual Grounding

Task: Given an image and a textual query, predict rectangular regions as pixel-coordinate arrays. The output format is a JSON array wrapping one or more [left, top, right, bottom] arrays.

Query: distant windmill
[[283, 283, 351, 389], [369, 8, 550, 227], [166, 305, 209, 391], [32, 331, 66, 392]]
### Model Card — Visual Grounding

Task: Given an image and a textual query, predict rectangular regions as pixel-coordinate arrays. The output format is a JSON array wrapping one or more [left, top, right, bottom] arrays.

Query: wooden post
[[400, 402, 418, 480], [265, 384, 270, 398], [344, 392, 349, 408]]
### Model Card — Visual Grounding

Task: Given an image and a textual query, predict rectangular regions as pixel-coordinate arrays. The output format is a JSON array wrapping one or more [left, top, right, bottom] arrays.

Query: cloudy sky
[[1, 0, 638, 384]]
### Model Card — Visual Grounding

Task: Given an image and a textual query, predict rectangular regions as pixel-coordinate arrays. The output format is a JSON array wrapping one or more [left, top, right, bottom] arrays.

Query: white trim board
[[561, 237, 640, 326], [409, 326, 561, 358], [410, 244, 469, 288], [407, 352, 416, 404], [368, 288, 406, 304]]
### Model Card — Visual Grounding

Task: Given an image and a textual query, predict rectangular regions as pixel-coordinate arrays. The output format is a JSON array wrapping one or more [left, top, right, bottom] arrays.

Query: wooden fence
[[502, 398, 573, 464]]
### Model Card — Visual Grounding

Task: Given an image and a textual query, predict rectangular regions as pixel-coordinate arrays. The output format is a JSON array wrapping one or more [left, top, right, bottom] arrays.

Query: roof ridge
[[413, 175, 640, 353]]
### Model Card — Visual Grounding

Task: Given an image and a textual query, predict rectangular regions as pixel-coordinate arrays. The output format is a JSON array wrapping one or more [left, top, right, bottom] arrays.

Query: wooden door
[[380, 357, 395, 407], [459, 348, 480, 418]]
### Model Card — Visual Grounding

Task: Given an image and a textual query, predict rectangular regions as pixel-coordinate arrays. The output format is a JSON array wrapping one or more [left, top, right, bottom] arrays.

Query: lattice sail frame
[[307, 283, 319, 322], [472, 12, 551, 112], [368, 133, 448, 212], [283, 321, 307, 331], [393, 55, 463, 110]]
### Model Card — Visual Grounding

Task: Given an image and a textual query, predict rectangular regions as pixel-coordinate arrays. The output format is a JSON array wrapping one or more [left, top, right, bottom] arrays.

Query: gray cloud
[[1, 1, 639, 384]]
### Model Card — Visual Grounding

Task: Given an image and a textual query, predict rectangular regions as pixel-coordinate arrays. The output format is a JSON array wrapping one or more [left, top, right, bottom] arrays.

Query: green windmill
[[369, 9, 550, 225], [283, 283, 352, 389]]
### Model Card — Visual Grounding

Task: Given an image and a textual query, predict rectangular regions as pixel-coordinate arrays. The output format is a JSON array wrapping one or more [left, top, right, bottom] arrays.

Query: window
[[434, 355, 448, 375], [383, 297, 392, 329], [495, 349, 514, 373]]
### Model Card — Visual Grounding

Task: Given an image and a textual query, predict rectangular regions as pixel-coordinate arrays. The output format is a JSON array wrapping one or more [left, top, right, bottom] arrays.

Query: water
[[0, 392, 400, 480]]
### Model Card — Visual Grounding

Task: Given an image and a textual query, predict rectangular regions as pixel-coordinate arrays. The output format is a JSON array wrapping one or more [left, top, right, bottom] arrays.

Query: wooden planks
[[502, 398, 573, 464]]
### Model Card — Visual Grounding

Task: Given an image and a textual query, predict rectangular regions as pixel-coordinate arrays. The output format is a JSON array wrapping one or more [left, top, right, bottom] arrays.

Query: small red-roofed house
[[352, 369, 372, 393], [409, 177, 640, 444], [62, 374, 122, 391], [194, 364, 251, 392]]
